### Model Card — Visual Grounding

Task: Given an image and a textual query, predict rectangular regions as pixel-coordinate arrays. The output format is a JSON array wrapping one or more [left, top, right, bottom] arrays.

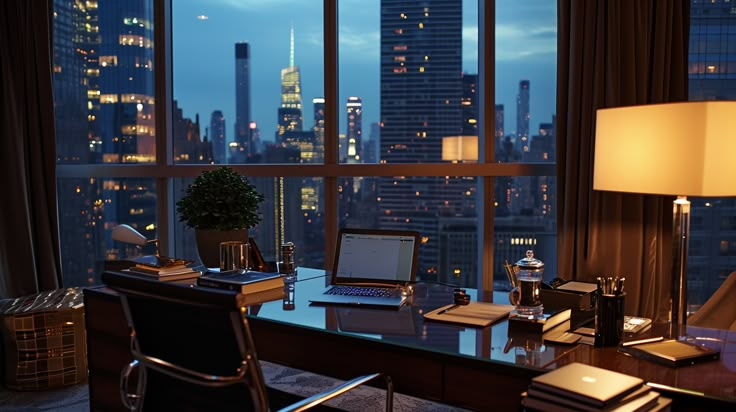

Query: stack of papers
[[423, 301, 514, 327]]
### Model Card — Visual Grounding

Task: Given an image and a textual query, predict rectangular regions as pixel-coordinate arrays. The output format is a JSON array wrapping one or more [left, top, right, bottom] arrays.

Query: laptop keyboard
[[326, 285, 393, 298]]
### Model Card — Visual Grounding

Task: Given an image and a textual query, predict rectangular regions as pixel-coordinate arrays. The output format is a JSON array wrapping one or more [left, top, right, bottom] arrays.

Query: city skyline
[[49, 0, 734, 309], [173, 0, 557, 146]]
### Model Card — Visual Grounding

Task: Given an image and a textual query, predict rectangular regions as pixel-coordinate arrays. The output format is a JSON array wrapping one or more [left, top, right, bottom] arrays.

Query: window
[[54, 0, 557, 291], [688, 0, 736, 310]]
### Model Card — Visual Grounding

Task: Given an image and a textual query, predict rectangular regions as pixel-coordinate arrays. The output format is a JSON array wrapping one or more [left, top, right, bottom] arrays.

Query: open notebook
[[308, 228, 420, 309]]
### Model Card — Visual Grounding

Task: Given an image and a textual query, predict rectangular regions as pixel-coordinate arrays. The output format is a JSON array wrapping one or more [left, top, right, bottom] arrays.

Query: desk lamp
[[112, 224, 160, 256], [593, 101, 736, 333]]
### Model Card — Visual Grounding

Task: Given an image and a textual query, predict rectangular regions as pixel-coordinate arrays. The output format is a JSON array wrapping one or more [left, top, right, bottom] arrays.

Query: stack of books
[[197, 270, 285, 304], [521, 362, 672, 412], [123, 255, 201, 281]]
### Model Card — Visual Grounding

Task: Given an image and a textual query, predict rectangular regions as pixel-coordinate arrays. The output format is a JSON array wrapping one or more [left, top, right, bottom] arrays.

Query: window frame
[[54, 0, 556, 290]]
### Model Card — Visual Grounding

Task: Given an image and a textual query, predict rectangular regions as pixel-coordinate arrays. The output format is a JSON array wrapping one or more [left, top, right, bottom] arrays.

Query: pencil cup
[[595, 292, 625, 347], [219, 241, 250, 272]]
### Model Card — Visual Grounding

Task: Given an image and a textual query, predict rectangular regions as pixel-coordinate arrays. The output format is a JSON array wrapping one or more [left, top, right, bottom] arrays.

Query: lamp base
[[670, 196, 690, 336]]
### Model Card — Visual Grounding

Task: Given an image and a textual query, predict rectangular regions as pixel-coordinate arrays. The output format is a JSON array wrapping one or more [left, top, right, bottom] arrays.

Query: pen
[[437, 304, 459, 315], [621, 336, 664, 347]]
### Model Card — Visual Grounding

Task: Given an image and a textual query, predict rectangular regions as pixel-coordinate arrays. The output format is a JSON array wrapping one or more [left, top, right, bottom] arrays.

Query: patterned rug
[[0, 361, 472, 411], [261, 360, 471, 412], [0, 382, 89, 411]]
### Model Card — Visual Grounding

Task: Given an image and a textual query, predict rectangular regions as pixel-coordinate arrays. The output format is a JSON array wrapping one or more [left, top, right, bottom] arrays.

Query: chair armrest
[[277, 372, 393, 412], [120, 360, 145, 411]]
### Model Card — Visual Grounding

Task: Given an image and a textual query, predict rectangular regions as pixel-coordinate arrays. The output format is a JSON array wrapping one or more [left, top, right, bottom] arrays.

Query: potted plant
[[176, 167, 265, 267]]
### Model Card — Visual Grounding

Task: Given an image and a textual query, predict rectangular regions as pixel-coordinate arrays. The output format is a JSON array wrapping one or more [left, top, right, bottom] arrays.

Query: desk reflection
[[252, 268, 576, 367]]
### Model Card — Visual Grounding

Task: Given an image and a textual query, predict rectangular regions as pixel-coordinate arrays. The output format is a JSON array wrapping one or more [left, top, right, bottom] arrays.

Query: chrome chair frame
[[104, 271, 393, 412]]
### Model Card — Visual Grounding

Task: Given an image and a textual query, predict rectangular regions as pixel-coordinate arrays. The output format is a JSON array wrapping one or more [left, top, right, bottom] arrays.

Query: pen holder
[[595, 292, 625, 347]]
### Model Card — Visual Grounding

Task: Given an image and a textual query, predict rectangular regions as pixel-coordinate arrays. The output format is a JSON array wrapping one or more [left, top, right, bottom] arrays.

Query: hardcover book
[[618, 339, 720, 367], [128, 264, 199, 276], [507, 306, 572, 334], [123, 267, 201, 281], [197, 270, 284, 294]]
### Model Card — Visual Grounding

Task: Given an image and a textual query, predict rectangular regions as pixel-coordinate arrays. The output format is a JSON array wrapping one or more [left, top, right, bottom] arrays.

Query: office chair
[[101, 271, 394, 412], [687, 271, 736, 331]]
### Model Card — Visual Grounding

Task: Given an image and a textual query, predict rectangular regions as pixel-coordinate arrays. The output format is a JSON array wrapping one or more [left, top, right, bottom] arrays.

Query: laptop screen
[[332, 228, 420, 285]]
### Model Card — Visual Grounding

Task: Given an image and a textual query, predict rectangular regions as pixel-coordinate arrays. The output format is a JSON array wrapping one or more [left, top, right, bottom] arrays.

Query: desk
[[84, 268, 736, 411]]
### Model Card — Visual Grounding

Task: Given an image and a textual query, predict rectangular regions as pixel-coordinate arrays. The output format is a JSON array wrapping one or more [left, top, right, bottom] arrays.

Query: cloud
[[338, 27, 380, 60], [496, 23, 557, 61], [209, 0, 300, 11]]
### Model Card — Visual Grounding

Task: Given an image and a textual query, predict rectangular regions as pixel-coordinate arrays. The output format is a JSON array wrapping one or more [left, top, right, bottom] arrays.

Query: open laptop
[[308, 228, 420, 309]]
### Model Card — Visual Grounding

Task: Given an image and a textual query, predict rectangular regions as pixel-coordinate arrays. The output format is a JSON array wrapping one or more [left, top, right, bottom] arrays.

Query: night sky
[[173, 0, 557, 142]]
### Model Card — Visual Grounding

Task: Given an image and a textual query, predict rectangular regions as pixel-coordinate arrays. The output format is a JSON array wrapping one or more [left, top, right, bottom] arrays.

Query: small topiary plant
[[176, 167, 265, 231]]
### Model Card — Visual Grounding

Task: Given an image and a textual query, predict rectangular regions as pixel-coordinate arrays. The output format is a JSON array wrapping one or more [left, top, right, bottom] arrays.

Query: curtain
[[556, 0, 689, 321], [0, 0, 62, 297]]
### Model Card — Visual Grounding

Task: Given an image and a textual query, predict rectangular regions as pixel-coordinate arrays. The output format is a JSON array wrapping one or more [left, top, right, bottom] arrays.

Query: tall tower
[[516, 80, 530, 153], [379, 0, 464, 281], [380, 1, 463, 163], [461, 74, 478, 136], [210, 110, 226, 164], [235, 42, 252, 159], [346, 97, 363, 163], [494, 104, 504, 141], [312, 97, 325, 162], [277, 24, 303, 140]]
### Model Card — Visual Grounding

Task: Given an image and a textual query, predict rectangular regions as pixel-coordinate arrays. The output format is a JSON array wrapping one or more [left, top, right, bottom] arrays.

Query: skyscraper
[[379, 0, 464, 281], [494, 104, 504, 142], [54, 0, 158, 285], [380, 1, 463, 163], [312, 97, 326, 162], [277, 25, 303, 140], [235, 42, 252, 160], [462, 74, 478, 136], [516, 80, 530, 153], [210, 110, 226, 164], [346, 97, 363, 163]]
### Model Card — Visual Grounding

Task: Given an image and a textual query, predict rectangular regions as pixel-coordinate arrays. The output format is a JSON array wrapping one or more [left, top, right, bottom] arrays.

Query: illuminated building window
[[99, 94, 118, 103], [99, 56, 117, 66]]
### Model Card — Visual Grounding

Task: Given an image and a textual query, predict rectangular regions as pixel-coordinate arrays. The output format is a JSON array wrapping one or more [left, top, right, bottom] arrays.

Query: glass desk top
[[246, 268, 736, 403], [250, 267, 585, 370]]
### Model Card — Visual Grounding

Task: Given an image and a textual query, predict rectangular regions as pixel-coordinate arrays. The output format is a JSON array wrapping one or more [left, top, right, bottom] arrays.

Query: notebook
[[530, 362, 645, 408], [308, 228, 420, 309]]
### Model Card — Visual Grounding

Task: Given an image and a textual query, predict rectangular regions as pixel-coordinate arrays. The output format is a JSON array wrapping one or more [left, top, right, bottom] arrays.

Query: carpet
[[0, 361, 473, 411]]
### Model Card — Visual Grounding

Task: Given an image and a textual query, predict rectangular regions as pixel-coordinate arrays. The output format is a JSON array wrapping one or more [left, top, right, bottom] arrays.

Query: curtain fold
[[0, 0, 62, 297], [556, 0, 689, 321]]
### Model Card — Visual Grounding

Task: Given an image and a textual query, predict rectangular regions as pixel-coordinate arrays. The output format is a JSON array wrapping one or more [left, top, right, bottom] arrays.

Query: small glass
[[219, 240, 250, 272]]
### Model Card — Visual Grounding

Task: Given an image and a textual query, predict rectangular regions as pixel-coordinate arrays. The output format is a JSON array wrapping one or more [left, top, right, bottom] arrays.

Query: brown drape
[[0, 0, 62, 297], [556, 0, 690, 321]]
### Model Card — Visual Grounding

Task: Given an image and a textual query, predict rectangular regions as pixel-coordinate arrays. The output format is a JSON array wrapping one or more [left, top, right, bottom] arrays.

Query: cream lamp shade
[[441, 135, 478, 163], [593, 101, 736, 197]]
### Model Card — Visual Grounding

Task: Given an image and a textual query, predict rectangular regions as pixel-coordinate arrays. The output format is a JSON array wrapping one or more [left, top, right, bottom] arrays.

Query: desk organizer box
[[0, 288, 87, 390]]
